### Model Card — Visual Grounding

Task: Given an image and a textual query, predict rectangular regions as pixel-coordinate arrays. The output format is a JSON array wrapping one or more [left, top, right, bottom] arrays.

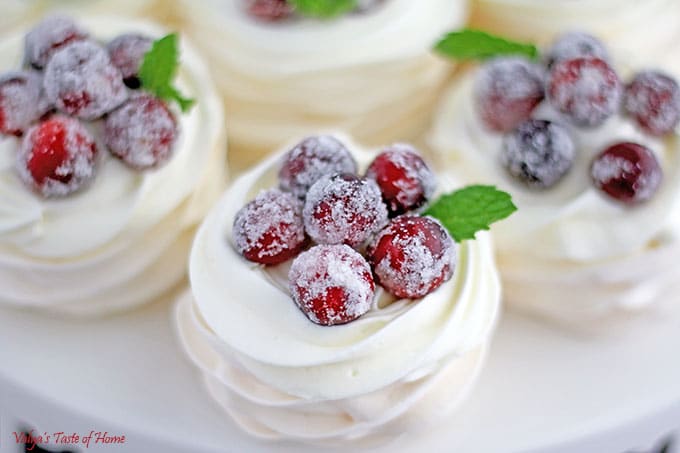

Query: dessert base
[[1, 290, 679, 452]]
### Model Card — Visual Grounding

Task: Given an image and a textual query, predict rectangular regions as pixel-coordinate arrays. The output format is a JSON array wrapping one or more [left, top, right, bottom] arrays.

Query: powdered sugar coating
[[502, 119, 575, 189], [0, 71, 50, 136], [246, 0, 294, 21], [233, 189, 307, 265], [16, 116, 97, 198], [107, 34, 153, 89], [547, 57, 622, 127], [591, 142, 662, 205], [367, 215, 455, 299], [354, 0, 387, 13], [545, 32, 609, 68], [624, 71, 680, 136], [104, 94, 178, 170], [474, 56, 545, 132], [44, 41, 128, 120], [23, 15, 89, 70], [278, 135, 358, 199], [288, 244, 374, 326], [365, 143, 436, 217], [303, 173, 388, 248]]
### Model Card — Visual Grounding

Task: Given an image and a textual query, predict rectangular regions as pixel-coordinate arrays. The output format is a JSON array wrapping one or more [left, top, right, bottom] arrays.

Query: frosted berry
[[354, 0, 386, 13], [547, 57, 622, 127], [0, 71, 50, 136], [624, 71, 680, 136], [247, 0, 294, 21], [367, 216, 455, 300], [16, 116, 97, 197], [365, 144, 436, 217], [591, 142, 662, 205], [545, 32, 609, 68], [105, 94, 178, 170], [502, 120, 575, 189], [233, 189, 307, 265], [289, 244, 374, 326], [304, 173, 388, 248], [278, 135, 358, 199], [24, 15, 88, 70], [475, 57, 545, 132], [107, 34, 153, 89], [44, 41, 128, 120]]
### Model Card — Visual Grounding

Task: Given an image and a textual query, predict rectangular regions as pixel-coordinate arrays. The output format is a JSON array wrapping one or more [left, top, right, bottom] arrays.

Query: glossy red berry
[[233, 189, 307, 265], [16, 116, 97, 197], [547, 57, 622, 127], [365, 144, 436, 216], [0, 71, 50, 136], [591, 142, 662, 205], [104, 94, 178, 170], [289, 244, 374, 326], [247, 0, 294, 21], [367, 215, 456, 299], [24, 15, 88, 70], [303, 173, 388, 248], [624, 71, 680, 136], [107, 34, 153, 89]]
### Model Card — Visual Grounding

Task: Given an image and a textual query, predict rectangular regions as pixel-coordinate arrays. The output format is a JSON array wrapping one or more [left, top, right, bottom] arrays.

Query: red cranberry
[[365, 144, 436, 216], [289, 244, 374, 326], [475, 57, 545, 132], [0, 71, 50, 136], [624, 71, 680, 136], [591, 142, 662, 205], [303, 173, 388, 248], [246, 0, 294, 21], [545, 32, 609, 68], [278, 135, 357, 199], [104, 94, 178, 170], [16, 116, 97, 197], [547, 57, 622, 127], [502, 119, 575, 189], [233, 189, 307, 265], [44, 41, 128, 120], [107, 34, 153, 89], [23, 15, 89, 70], [367, 216, 455, 299]]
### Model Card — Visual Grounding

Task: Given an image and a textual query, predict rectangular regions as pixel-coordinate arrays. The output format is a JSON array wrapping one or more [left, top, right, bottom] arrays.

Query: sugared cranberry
[[278, 135, 358, 199], [354, 0, 386, 13], [0, 71, 50, 136], [246, 0, 294, 21], [591, 142, 662, 205], [547, 57, 622, 127], [475, 57, 545, 132], [16, 116, 97, 197], [545, 32, 609, 68], [107, 34, 153, 89], [502, 119, 575, 189], [23, 15, 89, 70], [624, 71, 680, 136], [104, 94, 178, 170], [233, 189, 307, 265], [365, 144, 436, 217], [367, 215, 455, 300], [44, 41, 127, 120], [304, 173, 388, 248], [289, 244, 374, 326]]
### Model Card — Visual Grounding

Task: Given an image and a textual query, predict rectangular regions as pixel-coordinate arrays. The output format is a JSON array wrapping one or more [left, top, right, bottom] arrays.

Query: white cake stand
[[1, 287, 679, 453]]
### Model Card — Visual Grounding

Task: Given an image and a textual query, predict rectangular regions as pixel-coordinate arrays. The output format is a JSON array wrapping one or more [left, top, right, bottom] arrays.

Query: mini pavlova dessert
[[0, 15, 226, 315], [174, 0, 468, 170], [429, 30, 680, 321], [174, 134, 515, 443]]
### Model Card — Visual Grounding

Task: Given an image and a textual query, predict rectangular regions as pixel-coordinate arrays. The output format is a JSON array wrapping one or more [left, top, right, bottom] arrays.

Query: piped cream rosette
[[0, 16, 226, 316], [174, 138, 500, 444]]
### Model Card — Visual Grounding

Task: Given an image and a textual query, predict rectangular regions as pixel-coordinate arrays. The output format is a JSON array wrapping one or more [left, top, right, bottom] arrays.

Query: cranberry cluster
[[233, 136, 455, 326], [245, 0, 385, 22], [0, 16, 179, 198], [475, 31, 679, 205]]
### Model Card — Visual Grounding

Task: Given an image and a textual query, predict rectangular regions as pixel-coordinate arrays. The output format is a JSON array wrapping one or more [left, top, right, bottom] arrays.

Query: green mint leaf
[[289, 0, 357, 18], [138, 33, 195, 113], [434, 29, 539, 61], [424, 185, 517, 242]]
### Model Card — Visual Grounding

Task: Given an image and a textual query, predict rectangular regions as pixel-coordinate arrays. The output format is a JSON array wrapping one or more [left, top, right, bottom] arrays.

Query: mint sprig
[[289, 0, 357, 18], [424, 185, 517, 242], [434, 29, 539, 61], [139, 34, 195, 112]]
